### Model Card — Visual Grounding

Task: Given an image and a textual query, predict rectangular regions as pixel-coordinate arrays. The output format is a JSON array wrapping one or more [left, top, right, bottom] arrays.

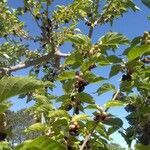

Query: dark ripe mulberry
[[66, 104, 72, 111], [64, 19, 69, 24], [74, 107, 79, 114], [69, 129, 79, 136], [69, 123, 79, 136], [35, 16, 40, 20], [78, 86, 85, 92], [0, 132, 7, 141], [42, 43, 47, 48], [94, 112, 107, 122], [125, 104, 136, 112], [23, 7, 28, 13], [85, 21, 92, 26], [87, 13, 92, 17], [121, 74, 131, 81], [67, 146, 73, 150], [35, 69, 39, 74], [75, 71, 80, 76], [88, 64, 96, 70]]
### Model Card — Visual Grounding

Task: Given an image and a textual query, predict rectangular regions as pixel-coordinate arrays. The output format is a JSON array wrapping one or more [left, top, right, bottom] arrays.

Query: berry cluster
[[69, 122, 80, 136], [140, 31, 150, 44], [75, 71, 89, 93], [93, 111, 108, 122]]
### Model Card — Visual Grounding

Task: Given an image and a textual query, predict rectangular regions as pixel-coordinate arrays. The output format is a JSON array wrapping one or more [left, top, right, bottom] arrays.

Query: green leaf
[[76, 92, 94, 104], [84, 104, 101, 110], [62, 80, 75, 94], [65, 51, 83, 66], [0, 103, 12, 113], [56, 95, 70, 102], [127, 44, 150, 61], [58, 71, 75, 81], [84, 71, 105, 83], [48, 110, 70, 119], [25, 123, 46, 133], [0, 77, 48, 102], [80, 56, 97, 72], [0, 141, 11, 150], [104, 101, 126, 109], [141, 0, 150, 8], [107, 126, 119, 135], [103, 117, 123, 127], [107, 55, 122, 64], [109, 65, 122, 78], [15, 136, 66, 150], [96, 124, 109, 139], [66, 34, 91, 47], [72, 114, 89, 122], [100, 32, 129, 50], [96, 83, 115, 95], [135, 144, 150, 150]]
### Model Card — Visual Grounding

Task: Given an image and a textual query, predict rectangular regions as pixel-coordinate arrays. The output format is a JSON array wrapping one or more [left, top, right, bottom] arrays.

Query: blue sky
[[5, 0, 150, 148]]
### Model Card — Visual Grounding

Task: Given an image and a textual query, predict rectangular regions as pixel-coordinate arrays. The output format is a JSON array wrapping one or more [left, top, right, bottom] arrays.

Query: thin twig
[[105, 89, 120, 112], [88, 26, 94, 38], [93, 0, 114, 26], [80, 89, 120, 150], [80, 122, 98, 150]]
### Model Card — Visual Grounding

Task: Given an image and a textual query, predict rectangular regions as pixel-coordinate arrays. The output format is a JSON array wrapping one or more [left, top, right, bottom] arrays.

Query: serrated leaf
[[104, 101, 126, 109], [72, 114, 89, 122], [80, 56, 97, 72], [109, 65, 122, 78], [96, 83, 115, 95], [127, 44, 150, 61], [48, 110, 70, 119], [15, 136, 66, 150], [62, 80, 75, 94], [58, 71, 75, 81], [84, 71, 105, 83], [100, 32, 129, 50], [56, 95, 70, 102], [107, 55, 122, 63], [96, 124, 109, 139], [107, 126, 119, 135], [0, 77, 48, 102], [66, 34, 91, 47], [65, 51, 83, 66], [25, 123, 46, 133], [76, 92, 94, 104], [103, 117, 123, 127], [84, 104, 100, 110]]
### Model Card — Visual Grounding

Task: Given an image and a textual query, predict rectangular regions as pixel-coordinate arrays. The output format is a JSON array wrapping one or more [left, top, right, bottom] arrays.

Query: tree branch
[[93, 0, 114, 26], [0, 50, 70, 75], [80, 122, 98, 150], [80, 89, 120, 150], [105, 89, 120, 112]]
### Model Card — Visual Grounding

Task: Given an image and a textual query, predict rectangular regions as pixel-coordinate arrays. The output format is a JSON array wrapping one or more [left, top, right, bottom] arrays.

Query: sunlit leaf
[[104, 101, 126, 109], [0, 77, 49, 102], [15, 136, 66, 150], [127, 44, 150, 61]]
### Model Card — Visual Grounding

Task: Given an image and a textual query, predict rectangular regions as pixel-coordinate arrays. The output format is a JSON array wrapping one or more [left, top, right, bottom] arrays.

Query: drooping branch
[[0, 50, 70, 75]]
